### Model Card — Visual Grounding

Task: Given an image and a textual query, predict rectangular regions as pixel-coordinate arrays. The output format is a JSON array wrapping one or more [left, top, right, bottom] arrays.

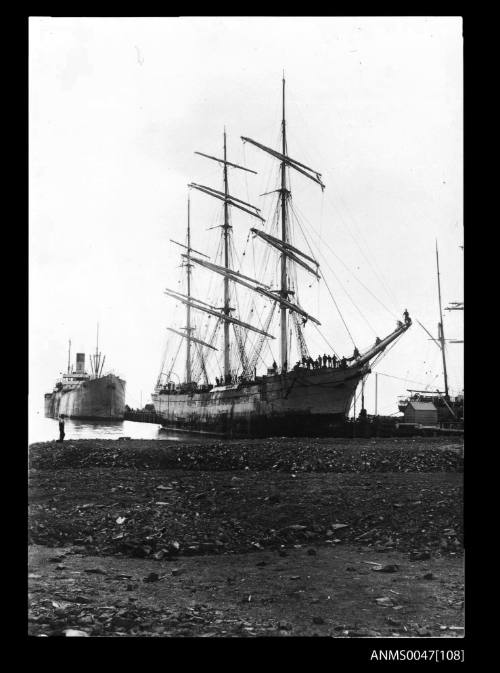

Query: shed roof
[[407, 401, 437, 411]]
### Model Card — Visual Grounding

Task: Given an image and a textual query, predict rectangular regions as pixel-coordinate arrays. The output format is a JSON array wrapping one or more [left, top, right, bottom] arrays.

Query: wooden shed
[[404, 400, 438, 426]]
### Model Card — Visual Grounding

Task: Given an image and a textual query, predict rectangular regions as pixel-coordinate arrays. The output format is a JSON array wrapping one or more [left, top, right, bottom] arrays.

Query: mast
[[280, 75, 288, 372], [95, 323, 99, 378], [435, 242, 449, 398], [191, 133, 262, 380], [223, 129, 231, 381], [185, 196, 192, 383], [67, 339, 71, 374]]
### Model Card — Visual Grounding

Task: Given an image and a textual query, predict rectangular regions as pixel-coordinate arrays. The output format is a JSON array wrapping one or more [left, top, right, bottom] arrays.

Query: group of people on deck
[[215, 374, 236, 386], [295, 353, 350, 370]]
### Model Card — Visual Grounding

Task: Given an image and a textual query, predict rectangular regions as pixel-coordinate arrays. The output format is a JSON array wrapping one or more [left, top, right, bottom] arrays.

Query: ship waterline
[[152, 364, 369, 437]]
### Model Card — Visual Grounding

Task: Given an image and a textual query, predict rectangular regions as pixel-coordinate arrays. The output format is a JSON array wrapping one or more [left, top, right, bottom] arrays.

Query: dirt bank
[[28, 544, 464, 638], [28, 437, 464, 637]]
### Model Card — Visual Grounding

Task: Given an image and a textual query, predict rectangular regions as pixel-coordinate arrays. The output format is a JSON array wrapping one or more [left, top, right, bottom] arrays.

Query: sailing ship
[[398, 243, 463, 423], [44, 329, 126, 420], [152, 78, 412, 437]]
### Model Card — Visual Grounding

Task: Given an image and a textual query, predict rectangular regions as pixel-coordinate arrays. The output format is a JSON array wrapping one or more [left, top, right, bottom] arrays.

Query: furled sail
[[166, 327, 218, 351], [241, 136, 325, 190], [187, 255, 320, 325], [189, 183, 265, 221], [165, 290, 275, 339], [251, 228, 320, 279]]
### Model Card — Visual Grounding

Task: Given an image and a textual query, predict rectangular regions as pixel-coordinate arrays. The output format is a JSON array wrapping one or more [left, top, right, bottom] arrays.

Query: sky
[[29, 16, 463, 415]]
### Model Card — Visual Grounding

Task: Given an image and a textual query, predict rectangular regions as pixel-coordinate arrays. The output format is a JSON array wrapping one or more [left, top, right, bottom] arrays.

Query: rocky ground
[[28, 437, 464, 638]]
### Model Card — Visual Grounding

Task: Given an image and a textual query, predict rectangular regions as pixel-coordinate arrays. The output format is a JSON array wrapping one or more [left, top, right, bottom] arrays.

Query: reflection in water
[[28, 411, 213, 444]]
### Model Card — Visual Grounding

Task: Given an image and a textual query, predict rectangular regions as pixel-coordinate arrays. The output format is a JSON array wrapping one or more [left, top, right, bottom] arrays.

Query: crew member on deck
[[404, 308, 410, 324], [332, 354, 337, 368], [323, 354, 327, 367], [272, 360, 277, 373]]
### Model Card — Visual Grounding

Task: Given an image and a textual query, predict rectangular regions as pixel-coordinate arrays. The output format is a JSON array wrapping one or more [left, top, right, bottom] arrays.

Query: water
[[28, 410, 192, 444]]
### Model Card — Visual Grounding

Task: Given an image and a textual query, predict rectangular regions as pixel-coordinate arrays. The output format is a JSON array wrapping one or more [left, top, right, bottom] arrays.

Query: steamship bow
[[152, 78, 411, 437], [44, 335, 125, 420]]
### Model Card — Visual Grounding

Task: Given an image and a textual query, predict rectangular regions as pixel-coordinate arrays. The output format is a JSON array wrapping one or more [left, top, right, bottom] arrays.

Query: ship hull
[[152, 365, 368, 437], [44, 374, 126, 420]]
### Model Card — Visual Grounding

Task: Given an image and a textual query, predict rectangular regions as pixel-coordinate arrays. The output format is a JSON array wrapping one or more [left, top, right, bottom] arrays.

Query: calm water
[[28, 410, 202, 444]]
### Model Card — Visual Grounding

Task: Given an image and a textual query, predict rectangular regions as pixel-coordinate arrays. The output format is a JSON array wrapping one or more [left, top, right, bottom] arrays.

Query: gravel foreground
[[28, 437, 464, 637]]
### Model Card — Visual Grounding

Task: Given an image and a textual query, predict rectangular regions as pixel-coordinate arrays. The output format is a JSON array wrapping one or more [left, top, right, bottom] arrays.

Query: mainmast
[[185, 196, 192, 383], [436, 242, 449, 398], [223, 130, 231, 380], [280, 76, 288, 372], [190, 132, 262, 383]]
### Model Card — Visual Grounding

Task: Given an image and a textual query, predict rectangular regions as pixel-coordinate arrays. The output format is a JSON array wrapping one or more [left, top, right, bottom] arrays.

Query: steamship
[[44, 335, 126, 420], [151, 78, 411, 437]]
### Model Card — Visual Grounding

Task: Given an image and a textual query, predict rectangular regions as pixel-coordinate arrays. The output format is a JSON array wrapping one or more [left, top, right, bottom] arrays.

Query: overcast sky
[[29, 16, 463, 415]]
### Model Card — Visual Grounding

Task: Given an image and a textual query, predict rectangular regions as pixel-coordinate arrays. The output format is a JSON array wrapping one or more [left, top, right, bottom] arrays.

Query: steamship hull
[[44, 374, 126, 420], [152, 364, 369, 437]]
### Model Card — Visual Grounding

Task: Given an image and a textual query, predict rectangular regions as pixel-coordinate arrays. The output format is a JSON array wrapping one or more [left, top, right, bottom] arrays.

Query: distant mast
[[280, 75, 288, 372], [92, 323, 103, 379], [67, 339, 71, 374], [435, 242, 449, 398], [96, 323, 99, 378]]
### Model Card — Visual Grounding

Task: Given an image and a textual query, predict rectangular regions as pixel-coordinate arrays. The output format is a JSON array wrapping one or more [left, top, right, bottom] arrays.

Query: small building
[[404, 400, 438, 426]]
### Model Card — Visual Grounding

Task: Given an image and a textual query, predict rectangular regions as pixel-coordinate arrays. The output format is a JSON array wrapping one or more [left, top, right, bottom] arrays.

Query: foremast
[[242, 75, 324, 372], [280, 76, 288, 372], [223, 130, 230, 380], [241, 77, 411, 376]]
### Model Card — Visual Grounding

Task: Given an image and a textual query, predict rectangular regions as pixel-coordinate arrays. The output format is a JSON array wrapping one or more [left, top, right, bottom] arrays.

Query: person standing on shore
[[58, 415, 65, 443]]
